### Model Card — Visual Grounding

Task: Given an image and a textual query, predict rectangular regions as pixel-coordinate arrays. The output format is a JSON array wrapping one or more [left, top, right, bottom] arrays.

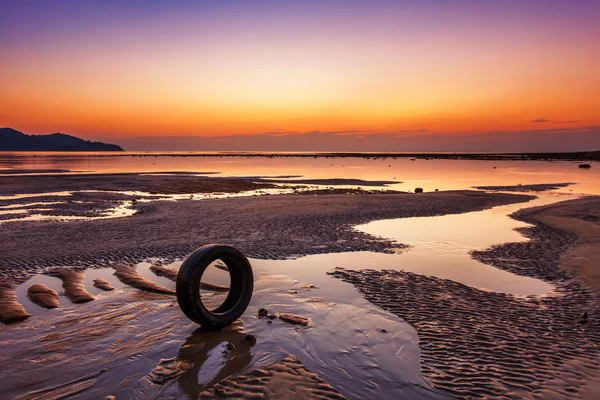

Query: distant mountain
[[0, 128, 123, 151]]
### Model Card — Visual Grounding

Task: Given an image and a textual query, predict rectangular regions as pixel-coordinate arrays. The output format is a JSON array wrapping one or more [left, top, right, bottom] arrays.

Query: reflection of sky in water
[[355, 194, 574, 295], [257, 194, 571, 296], [0, 154, 598, 194]]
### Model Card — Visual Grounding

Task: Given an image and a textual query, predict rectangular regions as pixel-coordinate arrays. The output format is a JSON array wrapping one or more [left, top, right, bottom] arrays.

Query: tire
[[176, 244, 254, 329]]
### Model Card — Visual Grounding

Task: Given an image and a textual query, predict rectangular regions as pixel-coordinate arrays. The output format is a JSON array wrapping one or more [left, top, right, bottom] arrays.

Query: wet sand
[[332, 196, 600, 399], [199, 354, 346, 399], [514, 197, 600, 291], [0, 172, 274, 195], [0, 265, 445, 399], [2, 170, 598, 398], [0, 178, 533, 398], [473, 182, 574, 192]]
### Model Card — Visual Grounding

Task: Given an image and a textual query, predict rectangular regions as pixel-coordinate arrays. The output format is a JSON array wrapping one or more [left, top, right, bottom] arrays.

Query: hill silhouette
[[0, 128, 123, 151]]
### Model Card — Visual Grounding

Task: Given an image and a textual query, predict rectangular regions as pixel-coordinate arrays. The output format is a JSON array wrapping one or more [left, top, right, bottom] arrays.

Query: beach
[[0, 165, 599, 399]]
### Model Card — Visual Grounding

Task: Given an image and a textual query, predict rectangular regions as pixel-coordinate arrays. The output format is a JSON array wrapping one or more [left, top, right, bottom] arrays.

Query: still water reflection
[[1, 152, 598, 194]]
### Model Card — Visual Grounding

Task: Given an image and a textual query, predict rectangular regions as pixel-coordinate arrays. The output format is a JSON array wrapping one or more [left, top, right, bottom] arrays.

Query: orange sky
[[1, 1, 599, 149]]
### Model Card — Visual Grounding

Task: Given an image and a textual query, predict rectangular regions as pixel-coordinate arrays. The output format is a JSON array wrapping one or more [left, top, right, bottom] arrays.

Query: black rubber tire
[[176, 244, 254, 329]]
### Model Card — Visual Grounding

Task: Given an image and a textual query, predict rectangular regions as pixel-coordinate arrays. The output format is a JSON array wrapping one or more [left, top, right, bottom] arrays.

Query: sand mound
[[199, 355, 345, 399], [0, 280, 30, 323], [149, 264, 178, 281], [114, 264, 175, 295], [48, 269, 95, 303], [27, 284, 60, 308], [92, 278, 115, 291]]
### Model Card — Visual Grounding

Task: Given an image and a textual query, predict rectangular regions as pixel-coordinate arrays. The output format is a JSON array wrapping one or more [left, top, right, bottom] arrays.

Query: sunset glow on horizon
[[1, 0, 599, 151]]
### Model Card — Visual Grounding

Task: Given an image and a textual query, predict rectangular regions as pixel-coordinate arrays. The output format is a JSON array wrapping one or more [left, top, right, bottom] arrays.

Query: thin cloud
[[395, 129, 429, 137], [106, 126, 600, 153], [532, 118, 551, 123], [325, 130, 369, 136], [396, 129, 428, 133], [261, 130, 302, 137]]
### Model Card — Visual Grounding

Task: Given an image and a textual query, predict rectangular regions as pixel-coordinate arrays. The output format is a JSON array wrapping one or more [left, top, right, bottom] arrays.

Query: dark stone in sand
[[241, 334, 257, 346], [27, 284, 60, 308], [379, 328, 388, 333], [415, 188, 424, 193], [579, 163, 592, 169], [258, 308, 268, 317]]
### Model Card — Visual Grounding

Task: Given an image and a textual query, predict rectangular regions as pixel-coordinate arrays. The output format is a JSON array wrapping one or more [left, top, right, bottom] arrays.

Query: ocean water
[[0, 151, 598, 194]]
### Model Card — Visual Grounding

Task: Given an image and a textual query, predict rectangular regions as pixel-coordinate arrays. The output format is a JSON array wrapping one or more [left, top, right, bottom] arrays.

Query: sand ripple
[[199, 354, 346, 399], [330, 267, 600, 399]]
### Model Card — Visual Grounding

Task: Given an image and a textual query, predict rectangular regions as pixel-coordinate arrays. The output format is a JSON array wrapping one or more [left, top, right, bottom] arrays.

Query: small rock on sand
[[277, 313, 312, 327], [579, 163, 592, 169], [242, 334, 257, 345], [93, 278, 115, 291], [258, 308, 268, 317], [415, 188, 424, 193], [27, 284, 60, 308]]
